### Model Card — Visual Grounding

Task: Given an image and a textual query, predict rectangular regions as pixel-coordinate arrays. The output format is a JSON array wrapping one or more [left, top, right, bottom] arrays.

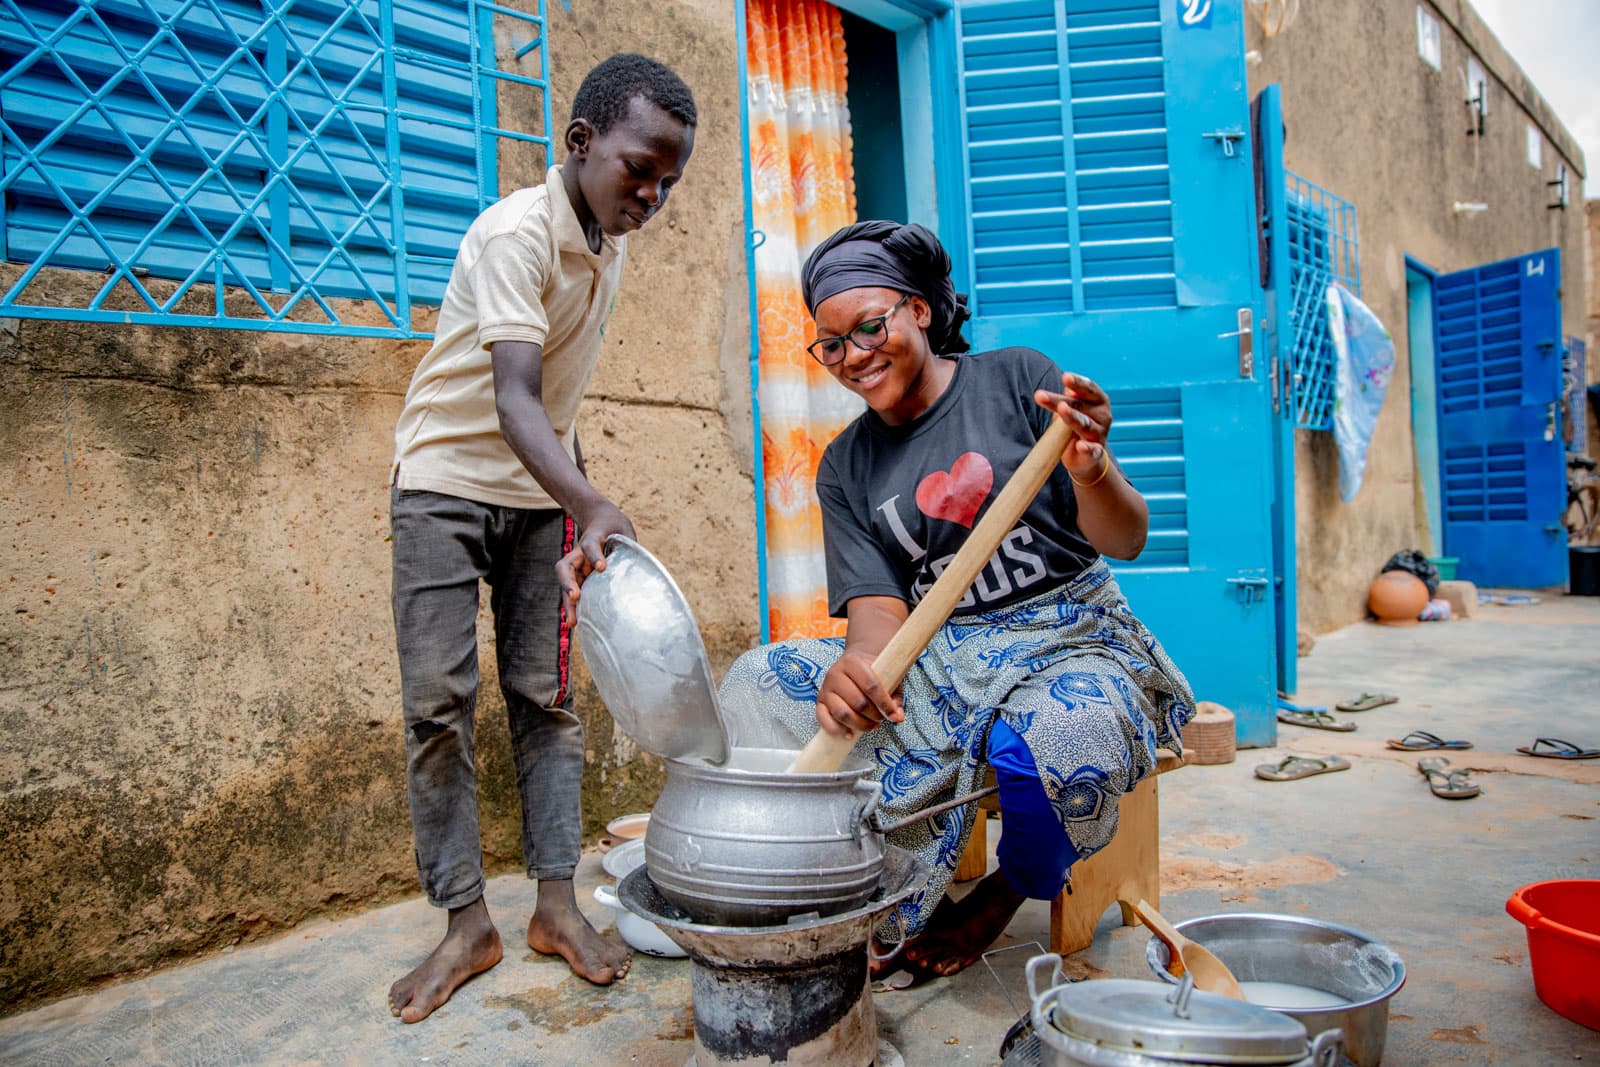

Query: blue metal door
[[1434, 250, 1568, 589], [952, 0, 1276, 743], [1255, 83, 1297, 697]]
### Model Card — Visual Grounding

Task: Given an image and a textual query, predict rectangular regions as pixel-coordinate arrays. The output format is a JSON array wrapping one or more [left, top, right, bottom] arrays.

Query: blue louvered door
[[954, 0, 1277, 743], [1434, 249, 1568, 589]]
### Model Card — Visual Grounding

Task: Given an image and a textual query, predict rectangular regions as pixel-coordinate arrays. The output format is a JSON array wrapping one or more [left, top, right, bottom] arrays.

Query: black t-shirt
[[816, 346, 1100, 618]]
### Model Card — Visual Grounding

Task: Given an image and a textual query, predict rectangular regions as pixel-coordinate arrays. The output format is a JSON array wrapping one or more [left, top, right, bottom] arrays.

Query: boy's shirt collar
[[547, 164, 622, 264]]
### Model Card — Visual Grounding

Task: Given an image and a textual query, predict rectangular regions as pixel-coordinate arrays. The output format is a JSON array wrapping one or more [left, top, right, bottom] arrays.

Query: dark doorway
[[841, 10, 906, 223]]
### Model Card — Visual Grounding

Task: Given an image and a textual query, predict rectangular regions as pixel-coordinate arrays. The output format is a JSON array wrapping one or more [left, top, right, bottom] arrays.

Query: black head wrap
[[800, 221, 972, 354]]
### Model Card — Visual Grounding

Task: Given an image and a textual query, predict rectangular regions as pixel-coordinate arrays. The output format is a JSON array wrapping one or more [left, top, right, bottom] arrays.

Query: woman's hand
[[816, 649, 905, 740], [1033, 371, 1112, 481], [1035, 371, 1148, 557]]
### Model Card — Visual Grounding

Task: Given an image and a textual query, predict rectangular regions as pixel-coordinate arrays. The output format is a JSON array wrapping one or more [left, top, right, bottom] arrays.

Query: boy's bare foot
[[389, 896, 504, 1024], [526, 878, 631, 984], [900, 871, 1027, 978]]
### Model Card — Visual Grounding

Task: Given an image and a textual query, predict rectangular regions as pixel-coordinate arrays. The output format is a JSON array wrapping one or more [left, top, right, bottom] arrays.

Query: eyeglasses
[[806, 295, 911, 366]]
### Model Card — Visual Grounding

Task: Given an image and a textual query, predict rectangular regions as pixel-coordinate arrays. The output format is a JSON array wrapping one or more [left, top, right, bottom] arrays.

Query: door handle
[[1220, 308, 1253, 378]]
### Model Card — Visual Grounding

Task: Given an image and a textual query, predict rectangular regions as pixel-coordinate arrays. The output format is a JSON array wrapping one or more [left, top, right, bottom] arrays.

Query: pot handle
[[869, 784, 1000, 836], [1026, 952, 1064, 1003], [867, 909, 910, 963], [593, 884, 621, 910], [856, 777, 883, 817], [1505, 892, 1541, 929], [1308, 1029, 1343, 1067]]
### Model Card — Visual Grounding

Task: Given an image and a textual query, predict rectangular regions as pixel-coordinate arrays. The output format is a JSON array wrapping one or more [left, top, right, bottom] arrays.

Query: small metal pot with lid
[[1023, 954, 1343, 1067]]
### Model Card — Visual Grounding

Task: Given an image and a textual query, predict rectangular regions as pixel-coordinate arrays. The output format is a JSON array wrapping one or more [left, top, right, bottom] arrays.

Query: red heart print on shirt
[[915, 452, 994, 529]]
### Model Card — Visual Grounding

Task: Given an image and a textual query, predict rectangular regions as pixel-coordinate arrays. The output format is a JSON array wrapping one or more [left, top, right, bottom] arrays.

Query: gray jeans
[[390, 487, 584, 909]]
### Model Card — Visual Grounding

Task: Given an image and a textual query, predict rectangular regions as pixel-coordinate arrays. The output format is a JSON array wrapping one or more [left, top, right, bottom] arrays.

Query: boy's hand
[[816, 650, 905, 740], [1034, 371, 1113, 480], [556, 500, 636, 626]]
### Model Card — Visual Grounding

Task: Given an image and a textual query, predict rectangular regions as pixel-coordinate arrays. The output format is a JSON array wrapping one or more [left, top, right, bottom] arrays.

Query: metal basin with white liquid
[[1144, 913, 1405, 1067]]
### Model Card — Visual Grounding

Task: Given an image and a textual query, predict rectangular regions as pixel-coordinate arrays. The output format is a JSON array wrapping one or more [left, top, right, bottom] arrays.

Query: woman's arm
[[814, 595, 909, 740], [1034, 371, 1149, 560]]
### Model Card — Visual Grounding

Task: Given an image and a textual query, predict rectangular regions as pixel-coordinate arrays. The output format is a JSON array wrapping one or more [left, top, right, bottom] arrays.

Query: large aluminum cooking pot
[[646, 746, 993, 927], [1025, 954, 1343, 1067]]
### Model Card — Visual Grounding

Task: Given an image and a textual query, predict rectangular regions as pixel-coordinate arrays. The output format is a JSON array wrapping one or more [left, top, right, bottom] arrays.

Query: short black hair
[[571, 54, 697, 134]]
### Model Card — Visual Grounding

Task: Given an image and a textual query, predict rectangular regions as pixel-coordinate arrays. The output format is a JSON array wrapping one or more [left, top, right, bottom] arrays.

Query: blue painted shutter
[[958, 0, 1175, 319], [1, 0, 487, 307], [953, 0, 1278, 742], [1109, 386, 1188, 566], [959, 0, 1076, 316], [1433, 249, 1567, 588]]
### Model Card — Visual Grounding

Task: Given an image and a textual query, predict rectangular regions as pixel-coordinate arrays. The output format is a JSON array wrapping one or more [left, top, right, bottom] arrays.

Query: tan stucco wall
[[0, 0, 753, 1012], [1248, 0, 1589, 634]]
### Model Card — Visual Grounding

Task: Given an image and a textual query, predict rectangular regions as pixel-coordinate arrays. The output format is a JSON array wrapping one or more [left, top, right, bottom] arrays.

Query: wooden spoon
[[786, 416, 1075, 774], [1130, 899, 1247, 1001]]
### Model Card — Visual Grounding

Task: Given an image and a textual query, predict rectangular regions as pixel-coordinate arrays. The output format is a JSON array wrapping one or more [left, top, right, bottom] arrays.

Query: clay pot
[[1369, 570, 1429, 626]]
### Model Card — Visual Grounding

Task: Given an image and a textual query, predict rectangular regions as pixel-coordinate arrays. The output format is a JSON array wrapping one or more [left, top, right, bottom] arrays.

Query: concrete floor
[[2, 595, 1597, 1065]]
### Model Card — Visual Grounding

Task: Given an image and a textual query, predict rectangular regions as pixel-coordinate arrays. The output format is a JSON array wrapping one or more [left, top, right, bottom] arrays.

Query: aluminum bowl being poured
[[575, 535, 728, 765]]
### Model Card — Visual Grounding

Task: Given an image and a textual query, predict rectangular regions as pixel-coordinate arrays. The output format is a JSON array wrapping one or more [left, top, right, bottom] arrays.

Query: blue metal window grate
[[0, 0, 553, 338], [1283, 170, 1359, 430]]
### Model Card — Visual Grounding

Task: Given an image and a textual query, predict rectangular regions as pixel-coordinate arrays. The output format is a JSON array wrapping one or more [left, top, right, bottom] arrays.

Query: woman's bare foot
[[526, 878, 631, 985], [901, 871, 1026, 978], [388, 896, 504, 1024]]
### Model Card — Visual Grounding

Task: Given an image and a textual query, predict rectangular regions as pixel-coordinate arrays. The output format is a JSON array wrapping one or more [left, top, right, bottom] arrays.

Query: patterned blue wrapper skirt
[[717, 558, 1195, 941]]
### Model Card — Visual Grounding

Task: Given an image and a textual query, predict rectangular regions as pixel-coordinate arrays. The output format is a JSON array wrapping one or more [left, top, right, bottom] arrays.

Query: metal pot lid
[[1047, 978, 1309, 1064], [574, 535, 727, 764]]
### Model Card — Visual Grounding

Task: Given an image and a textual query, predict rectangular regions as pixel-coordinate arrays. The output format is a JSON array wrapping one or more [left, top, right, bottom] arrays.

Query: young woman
[[718, 221, 1195, 979]]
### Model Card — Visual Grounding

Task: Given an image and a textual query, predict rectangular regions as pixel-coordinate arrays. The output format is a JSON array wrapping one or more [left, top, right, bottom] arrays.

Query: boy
[[386, 54, 696, 1024]]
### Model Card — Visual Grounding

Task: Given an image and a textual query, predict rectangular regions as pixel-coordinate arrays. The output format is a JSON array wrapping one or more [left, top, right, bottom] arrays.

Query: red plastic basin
[[1506, 879, 1600, 1030]]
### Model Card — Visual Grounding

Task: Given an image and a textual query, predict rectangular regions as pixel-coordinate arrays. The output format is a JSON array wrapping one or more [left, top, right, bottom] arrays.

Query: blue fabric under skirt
[[717, 558, 1196, 940]]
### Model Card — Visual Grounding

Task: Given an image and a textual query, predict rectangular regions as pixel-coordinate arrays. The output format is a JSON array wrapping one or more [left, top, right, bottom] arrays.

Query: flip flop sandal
[[1385, 730, 1473, 751], [1277, 709, 1357, 732], [1277, 697, 1330, 714], [1336, 692, 1398, 712], [873, 964, 939, 992], [1254, 754, 1352, 781], [1417, 757, 1480, 799], [1516, 737, 1600, 760]]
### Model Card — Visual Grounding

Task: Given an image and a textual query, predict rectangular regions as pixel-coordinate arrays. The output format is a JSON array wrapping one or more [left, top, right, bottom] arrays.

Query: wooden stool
[[954, 750, 1187, 955]]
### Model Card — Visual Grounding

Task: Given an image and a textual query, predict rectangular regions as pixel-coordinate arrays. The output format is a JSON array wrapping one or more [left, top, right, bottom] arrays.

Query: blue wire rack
[[0, 0, 552, 339], [1283, 170, 1360, 430]]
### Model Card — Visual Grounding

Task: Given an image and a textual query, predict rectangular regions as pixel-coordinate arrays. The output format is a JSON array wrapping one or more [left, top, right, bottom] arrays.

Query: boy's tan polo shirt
[[392, 165, 626, 510]]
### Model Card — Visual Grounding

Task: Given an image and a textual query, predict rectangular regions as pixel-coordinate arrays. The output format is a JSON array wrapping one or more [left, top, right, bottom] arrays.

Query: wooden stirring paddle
[[1130, 898, 1247, 1001], [786, 416, 1075, 774]]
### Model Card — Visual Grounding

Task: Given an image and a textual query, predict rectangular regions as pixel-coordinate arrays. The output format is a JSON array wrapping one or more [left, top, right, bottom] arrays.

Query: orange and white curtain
[[746, 0, 859, 640]]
